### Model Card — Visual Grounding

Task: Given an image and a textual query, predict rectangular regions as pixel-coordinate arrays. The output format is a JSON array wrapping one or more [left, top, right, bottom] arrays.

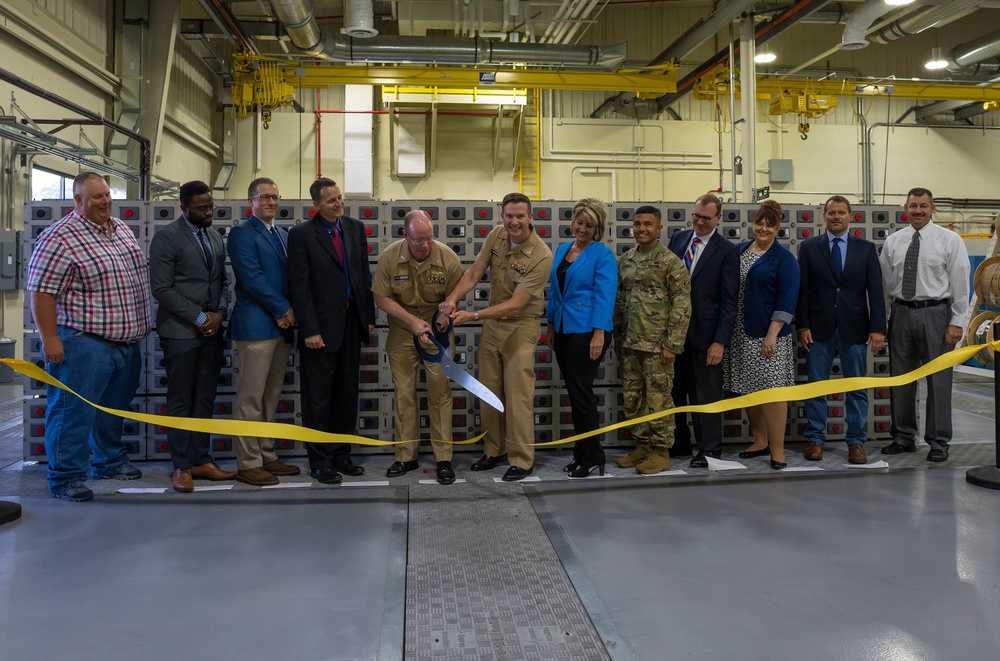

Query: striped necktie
[[684, 237, 701, 271]]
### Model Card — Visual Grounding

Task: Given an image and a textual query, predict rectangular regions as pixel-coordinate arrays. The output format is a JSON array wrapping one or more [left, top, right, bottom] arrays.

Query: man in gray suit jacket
[[149, 180, 236, 492]]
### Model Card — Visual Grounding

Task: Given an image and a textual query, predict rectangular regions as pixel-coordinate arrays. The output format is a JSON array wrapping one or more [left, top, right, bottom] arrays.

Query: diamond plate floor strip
[[405, 480, 611, 661]]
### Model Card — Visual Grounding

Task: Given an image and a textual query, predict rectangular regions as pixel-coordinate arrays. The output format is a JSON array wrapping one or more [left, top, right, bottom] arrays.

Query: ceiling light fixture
[[925, 46, 948, 70], [755, 51, 777, 64], [884, 0, 916, 6]]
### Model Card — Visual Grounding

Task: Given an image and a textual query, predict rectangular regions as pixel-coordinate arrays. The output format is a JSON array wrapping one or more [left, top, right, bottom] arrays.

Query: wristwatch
[[473, 311, 480, 322]]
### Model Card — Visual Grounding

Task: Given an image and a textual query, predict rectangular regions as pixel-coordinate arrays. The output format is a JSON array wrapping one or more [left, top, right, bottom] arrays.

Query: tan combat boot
[[636, 447, 671, 475], [616, 444, 651, 468]]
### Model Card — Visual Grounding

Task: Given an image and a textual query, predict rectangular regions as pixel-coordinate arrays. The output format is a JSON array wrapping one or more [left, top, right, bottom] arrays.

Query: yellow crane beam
[[266, 62, 678, 94]]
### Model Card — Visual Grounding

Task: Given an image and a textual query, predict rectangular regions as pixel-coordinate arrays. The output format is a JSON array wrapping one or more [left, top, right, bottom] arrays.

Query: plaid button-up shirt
[[27, 210, 152, 343]]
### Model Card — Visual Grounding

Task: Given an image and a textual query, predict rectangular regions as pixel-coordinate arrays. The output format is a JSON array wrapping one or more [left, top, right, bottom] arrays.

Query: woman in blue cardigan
[[725, 199, 800, 469], [546, 199, 618, 477]]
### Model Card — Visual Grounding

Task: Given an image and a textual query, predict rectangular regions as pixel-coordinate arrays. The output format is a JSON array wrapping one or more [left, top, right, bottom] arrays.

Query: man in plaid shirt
[[27, 172, 152, 501]]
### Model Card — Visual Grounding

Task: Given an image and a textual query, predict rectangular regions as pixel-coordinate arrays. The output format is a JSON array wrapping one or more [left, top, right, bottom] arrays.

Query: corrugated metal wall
[[30, 0, 109, 52]]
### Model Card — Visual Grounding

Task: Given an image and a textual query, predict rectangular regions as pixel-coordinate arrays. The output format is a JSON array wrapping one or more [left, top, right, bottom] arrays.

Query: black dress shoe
[[501, 466, 533, 482], [386, 460, 419, 478], [436, 461, 456, 485], [334, 460, 365, 476], [927, 448, 949, 462], [310, 467, 343, 484], [881, 441, 916, 455], [690, 454, 708, 468], [470, 454, 507, 471], [738, 446, 770, 459], [770, 459, 787, 470]]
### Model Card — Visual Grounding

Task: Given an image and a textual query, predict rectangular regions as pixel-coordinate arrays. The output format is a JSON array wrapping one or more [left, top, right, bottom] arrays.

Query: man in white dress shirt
[[878, 187, 969, 462]]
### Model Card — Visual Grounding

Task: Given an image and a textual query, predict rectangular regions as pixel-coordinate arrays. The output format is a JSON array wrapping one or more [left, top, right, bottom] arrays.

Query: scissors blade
[[439, 357, 505, 413]]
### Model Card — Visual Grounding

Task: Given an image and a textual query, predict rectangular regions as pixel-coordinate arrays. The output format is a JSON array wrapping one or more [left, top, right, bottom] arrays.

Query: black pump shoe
[[738, 446, 770, 459]]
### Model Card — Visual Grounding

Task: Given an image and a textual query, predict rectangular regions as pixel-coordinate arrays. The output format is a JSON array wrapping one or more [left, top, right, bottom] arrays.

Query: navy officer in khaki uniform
[[441, 193, 554, 481], [373, 210, 464, 484]]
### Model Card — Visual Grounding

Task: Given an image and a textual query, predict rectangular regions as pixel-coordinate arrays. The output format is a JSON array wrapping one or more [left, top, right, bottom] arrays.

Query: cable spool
[[974, 256, 1000, 308], [966, 311, 999, 365]]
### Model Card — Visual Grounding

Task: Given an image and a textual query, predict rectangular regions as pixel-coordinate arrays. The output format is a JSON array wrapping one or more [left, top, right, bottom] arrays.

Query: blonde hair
[[572, 198, 607, 241]]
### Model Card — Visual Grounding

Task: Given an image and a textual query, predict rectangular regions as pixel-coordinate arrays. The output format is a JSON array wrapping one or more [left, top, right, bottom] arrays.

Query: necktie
[[268, 225, 286, 256], [901, 231, 920, 300], [195, 229, 212, 267], [331, 224, 345, 264], [684, 237, 701, 271], [831, 237, 843, 280]]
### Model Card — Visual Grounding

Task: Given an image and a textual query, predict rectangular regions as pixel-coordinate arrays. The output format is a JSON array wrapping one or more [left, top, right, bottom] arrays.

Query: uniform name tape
[[5, 339, 997, 449]]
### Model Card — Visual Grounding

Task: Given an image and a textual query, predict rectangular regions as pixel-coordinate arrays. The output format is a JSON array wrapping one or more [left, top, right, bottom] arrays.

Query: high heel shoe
[[563, 460, 581, 473], [770, 459, 787, 470], [567, 463, 605, 478], [738, 446, 770, 459]]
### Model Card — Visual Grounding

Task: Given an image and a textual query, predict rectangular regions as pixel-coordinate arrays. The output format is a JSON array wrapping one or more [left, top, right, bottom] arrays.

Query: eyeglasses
[[406, 236, 434, 246], [691, 212, 718, 222], [192, 204, 215, 213], [253, 194, 280, 202]]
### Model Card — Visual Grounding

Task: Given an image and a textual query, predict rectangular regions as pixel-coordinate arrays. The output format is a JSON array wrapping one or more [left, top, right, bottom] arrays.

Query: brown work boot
[[262, 460, 301, 476], [636, 448, 672, 475], [236, 467, 279, 486], [616, 444, 651, 468]]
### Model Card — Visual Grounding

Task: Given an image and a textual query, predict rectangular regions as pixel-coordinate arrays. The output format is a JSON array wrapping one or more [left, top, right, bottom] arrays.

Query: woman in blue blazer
[[725, 199, 800, 469], [546, 199, 618, 477]]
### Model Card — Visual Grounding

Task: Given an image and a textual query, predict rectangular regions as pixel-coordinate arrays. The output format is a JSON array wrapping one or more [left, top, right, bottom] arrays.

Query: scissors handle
[[413, 310, 452, 362]]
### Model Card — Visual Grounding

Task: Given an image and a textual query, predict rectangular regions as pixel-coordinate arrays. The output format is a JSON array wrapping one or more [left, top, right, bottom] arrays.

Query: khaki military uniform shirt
[[372, 239, 464, 331], [614, 242, 692, 354], [476, 225, 553, 318]]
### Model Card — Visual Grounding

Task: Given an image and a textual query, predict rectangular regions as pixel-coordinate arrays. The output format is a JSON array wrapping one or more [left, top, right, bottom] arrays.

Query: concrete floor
[[1, 377, 997, 661]]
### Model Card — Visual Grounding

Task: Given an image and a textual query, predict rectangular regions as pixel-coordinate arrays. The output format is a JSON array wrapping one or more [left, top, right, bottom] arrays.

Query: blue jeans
[[803, 330, 868, 445], [45, 326, 142, 492]]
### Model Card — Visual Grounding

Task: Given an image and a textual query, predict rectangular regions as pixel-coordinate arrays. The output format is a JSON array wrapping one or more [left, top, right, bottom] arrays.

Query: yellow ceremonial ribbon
[[4, 339, 997, 450]]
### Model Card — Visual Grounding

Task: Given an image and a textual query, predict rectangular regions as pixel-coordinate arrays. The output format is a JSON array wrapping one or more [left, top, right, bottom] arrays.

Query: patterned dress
[[725, 250, 795, 394]]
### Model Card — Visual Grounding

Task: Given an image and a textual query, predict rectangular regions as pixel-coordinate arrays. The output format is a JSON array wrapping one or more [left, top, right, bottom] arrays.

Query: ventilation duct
[[343, 0, 377, 39], [946, 28, 1000, 76], [869, 0, 982, 45], [838, 0, 903, 50], [266, 0, 626, 68]]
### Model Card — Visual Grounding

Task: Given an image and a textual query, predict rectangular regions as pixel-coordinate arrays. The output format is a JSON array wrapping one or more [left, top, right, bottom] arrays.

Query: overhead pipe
[[947, 27, 1000, 76], [869, 0, 982, 45], [197, 0, 261, 54], [268, 0, 625, 67], [343, 0, 377, 38], [837, 0, 902, 51]]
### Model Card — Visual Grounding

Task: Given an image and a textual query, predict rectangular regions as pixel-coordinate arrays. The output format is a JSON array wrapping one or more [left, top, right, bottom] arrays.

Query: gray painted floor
[[1, 378, 997, 660]]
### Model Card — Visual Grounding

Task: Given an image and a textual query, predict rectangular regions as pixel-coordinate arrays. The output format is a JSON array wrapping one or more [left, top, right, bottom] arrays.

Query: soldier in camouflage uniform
[[613, 205, 692, 474]]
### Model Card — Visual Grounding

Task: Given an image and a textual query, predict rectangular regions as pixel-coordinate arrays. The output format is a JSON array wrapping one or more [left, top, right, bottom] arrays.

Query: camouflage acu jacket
[[613, 243, 692, 354]]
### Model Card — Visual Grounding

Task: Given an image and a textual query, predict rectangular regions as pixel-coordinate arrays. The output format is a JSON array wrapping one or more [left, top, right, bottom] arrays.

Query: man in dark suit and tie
[[667, 193, 739, 468], [796, 195, 886, 464], [287, 178, 376, 484], [149, 180, 236, 492], [227, 177, 302, 486]]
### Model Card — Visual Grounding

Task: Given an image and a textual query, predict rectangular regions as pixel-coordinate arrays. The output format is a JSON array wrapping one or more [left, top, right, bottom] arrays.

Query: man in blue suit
[[226, 177, 301, 486], [796, 195, 886, 464], [667, 193, 739, 468]]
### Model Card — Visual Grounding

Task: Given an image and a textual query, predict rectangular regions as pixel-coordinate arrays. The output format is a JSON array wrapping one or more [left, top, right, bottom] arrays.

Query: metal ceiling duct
[[838, 0, 903, 50], [343, 0, 377, 38], [869, 0, 982, 45], [266, 0, 626, 68], [947, 28, 1000, 76]]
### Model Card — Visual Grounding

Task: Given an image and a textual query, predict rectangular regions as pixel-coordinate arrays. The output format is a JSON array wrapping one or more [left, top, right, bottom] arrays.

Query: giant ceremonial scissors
[[413, 312, 505, 412]]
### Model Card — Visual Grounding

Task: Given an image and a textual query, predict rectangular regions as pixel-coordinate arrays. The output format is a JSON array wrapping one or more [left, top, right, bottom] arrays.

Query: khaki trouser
[[621, 347, 675, 450], [478, 318, 539, 469], [386, 326, 454, 462], [233, 338, 291, 469]]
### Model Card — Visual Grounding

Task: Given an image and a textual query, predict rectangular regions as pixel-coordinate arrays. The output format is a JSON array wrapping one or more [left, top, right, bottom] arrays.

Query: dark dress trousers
[[667, 229, 739, 455], [148, 217, 229, 470], [287, 214, 376, 469]]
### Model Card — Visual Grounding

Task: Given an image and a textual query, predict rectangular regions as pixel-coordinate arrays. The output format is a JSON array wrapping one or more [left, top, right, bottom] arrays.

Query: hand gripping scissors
[[413, 312, 505, 412]]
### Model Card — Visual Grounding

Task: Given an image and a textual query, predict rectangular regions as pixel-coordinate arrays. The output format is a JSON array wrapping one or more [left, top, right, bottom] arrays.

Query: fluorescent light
[[755, 52, 777, 64], [925, 46, 948, 70], [884, 0, 916, 6]]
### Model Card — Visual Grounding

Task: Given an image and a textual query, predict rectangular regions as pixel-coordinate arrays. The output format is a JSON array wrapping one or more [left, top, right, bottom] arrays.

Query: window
[[31, 168, 73, 200]]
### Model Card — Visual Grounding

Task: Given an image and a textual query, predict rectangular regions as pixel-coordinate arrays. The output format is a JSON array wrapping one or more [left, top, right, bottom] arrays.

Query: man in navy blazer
[[287, 178, 376, 484], [667, 193, 739, 467], [227, 177, 301, 486], [796, 195, 886, 464]]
